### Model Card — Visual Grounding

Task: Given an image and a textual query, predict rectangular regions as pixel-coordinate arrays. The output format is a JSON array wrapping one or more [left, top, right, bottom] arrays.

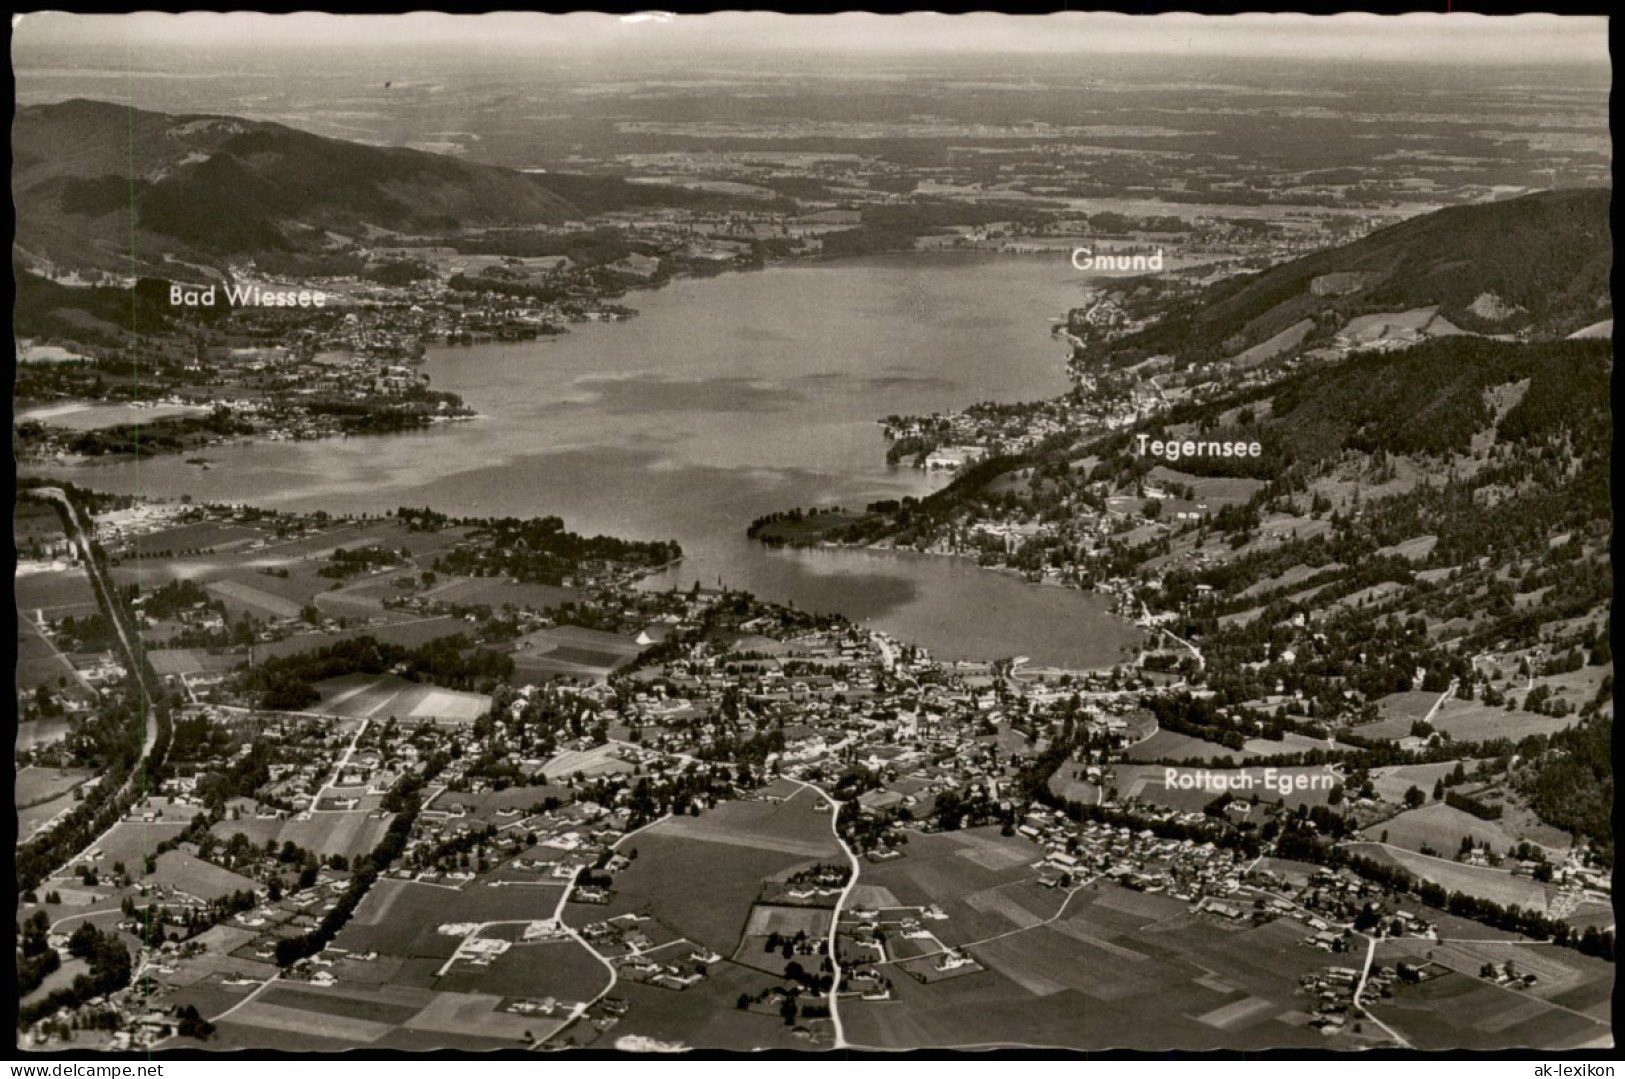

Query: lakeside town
[[14, 199, 1384, 469], [14, 475, 1614, 1050]]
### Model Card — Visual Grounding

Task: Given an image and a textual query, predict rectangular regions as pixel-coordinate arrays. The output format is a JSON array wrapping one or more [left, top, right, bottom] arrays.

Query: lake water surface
[[31, 253, 1142, 667]]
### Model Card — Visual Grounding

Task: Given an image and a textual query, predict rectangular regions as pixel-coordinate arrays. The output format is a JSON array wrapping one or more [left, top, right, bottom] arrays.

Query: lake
[[28, 252, 1142, 668]]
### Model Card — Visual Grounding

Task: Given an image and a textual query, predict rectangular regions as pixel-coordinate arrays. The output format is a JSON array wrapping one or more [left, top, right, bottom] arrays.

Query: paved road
[[786, 778, 859, 1050]]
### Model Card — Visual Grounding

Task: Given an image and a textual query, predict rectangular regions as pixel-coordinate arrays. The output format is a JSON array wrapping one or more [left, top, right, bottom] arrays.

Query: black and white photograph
[[9, 9, 1614, 1058]]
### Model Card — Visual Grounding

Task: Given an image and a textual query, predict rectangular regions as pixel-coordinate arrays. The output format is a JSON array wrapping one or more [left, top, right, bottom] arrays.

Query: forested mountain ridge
[[12, 99, 723, 277], [1095, 188, 1612, 367]]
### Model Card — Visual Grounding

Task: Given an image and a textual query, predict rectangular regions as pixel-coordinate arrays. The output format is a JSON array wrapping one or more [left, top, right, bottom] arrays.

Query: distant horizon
[[12, 11, 1611, 67]]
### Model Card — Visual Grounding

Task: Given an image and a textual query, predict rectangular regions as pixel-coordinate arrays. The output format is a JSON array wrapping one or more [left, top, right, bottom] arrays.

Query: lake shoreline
[[23, 254, 1137, 667]]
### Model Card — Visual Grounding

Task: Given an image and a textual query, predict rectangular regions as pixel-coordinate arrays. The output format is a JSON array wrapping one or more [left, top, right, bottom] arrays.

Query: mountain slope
[[13, 99, 718, 276], [1110, 188, 1612, 363]]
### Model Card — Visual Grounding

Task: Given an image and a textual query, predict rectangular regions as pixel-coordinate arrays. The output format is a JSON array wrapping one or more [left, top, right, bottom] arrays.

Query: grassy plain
[[1363, 802, 1568, 860], [1346, 842, 1558, 912]]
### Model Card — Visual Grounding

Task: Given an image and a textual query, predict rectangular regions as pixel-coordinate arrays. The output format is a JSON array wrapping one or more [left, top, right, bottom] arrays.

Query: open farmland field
[[1376, 535, 1439, 561], [18, 789, 81, 838], [16, 717, 74, 754], [1341, 305, 1455, 343], [209, 1017, 383, 1052], [1535, 662, 1612, 704], [429, 785, 573, 820], [594, 957, 820, 1051], [15, 613, 79, 691], [15, 564, 99, 618], [16, 765, 94, 808], [163, 967, 275, 1021], [846, 829, 1063, 948], [248, 616, 466, 661], [540, 743, 634, 782], [845, 885, 1344, 1050], [1363, 802, 1568, 860], [512, 625, 640, 682], [1560, 900, 1616, 935], [1147, 467, 1265, 507], [110, 551, 337, 609], [222, 523, 381, 561], [205, 578, 304, 620], [148, 648, 242, 677], [425, 577, 579, 611], [314, 579, 409, 619], [15, 500, 68, 544], [567, 808, 830, 952], [1426, 699, 1579, 743], [214, 563, 338, 606], [336, 878, 567, 962], [59, 818, 191, 874], [1114, 764, 1338, 811], [356, 519, 471, 557], [742, 903, 835, 939], [312, 672, 490, 723], [383, 990, 568, 1047], [150, 849, 262, 900], [1370, 761, 1478, 804], [1124, 729, 1250, 763], [1353, 691, 1443, 739], [254, 983, 430, 1027], [1367, 939, 1612, 1050], [216, 998, 402, 1046], [1046, 765, 1103, 806], [1217, 606, 1266, 629], [1242, 732, 1330, 757], [434, 936, 610, 1000], [18, 400, 210, 431], [120, 520, 265, 555], [649, 786, 839, 859], [1346, 842, 1558, 913], [1237, 562, 1341, 601], [209, 810, 393, 863], [1384, 935, 1612, 1011]]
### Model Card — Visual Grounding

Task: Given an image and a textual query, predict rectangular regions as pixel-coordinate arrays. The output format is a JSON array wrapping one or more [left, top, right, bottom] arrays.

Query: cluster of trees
[[318, 544, 406, 579], [395, 505, 452, 531], [820, 201, 1053, 259], [434, 514, 680, 586], [562, 765, 741, 832], [173, 1004, 216, 1041], [1143, 693, 1250, 752], [745, 506, 866, 547], [408, 822, 499, 874], [17, 910, 62, 996], [126, 577, 215, 621], [238, 633, 516, 710], [1444, 789, 1503, 821], [1515, 715, 1613, 867], [18, 923, 133, 1027], [46, 611, 117, 653], [301, 392, 469, 435], [15, 271, 186, 347], [59, 408, 253, 458], [430, 226, 644, 265]]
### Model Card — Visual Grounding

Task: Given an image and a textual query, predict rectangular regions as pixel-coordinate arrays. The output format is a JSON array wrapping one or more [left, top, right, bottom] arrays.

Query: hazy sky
[[12, 11, 1611, 66]]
